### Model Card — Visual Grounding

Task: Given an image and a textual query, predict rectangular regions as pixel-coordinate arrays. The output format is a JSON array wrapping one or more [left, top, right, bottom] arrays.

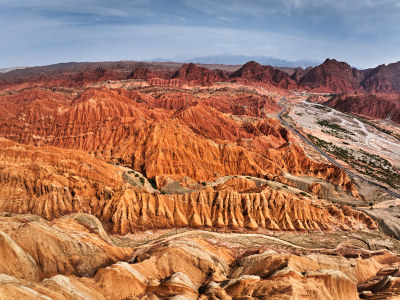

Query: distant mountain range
[[0, 66, 29, 73], [145, 55, 321, 68]]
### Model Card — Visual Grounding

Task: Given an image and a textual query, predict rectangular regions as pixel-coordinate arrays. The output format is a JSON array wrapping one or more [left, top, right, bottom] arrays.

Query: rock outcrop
[[230, 61, 297, 89], [296, 59, 363, 93], [0, 214, 134, 281], [0, 219, 399, 300], [325, 93, 400, 124], [0, 87, 357, 193], [0, 138, 376, 234], [170, 63, 227, 86], [1, 58, 400, 300], [2, 59, 400, 94], [361, 61, 400, 93], [292, 58, 400, 94]]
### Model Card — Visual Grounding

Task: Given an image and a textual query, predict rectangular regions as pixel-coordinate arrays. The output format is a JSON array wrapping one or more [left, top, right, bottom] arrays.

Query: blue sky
[[1, 0, 399, 68]]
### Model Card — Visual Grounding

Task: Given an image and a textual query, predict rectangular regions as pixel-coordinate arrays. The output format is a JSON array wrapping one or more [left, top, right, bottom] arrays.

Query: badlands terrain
[[0, 58, 400, 299]]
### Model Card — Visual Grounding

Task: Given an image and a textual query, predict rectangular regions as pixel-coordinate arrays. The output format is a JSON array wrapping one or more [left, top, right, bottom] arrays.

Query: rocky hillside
[[325, 94, 400, 124], [294, 59, 363, 93], [1, 58, 400, 299], [292, 58, 400, 94], [0, 213, 400, 299], [0, 138, 374, 234], [0, 86, 357, 192]]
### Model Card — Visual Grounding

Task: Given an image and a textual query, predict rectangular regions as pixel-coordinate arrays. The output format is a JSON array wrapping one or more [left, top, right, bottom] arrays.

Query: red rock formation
[[0, 219, 398, 300], [297, 59, 363, 93], [201, 92, 281, 116], [325, 93, 400, 124], [128, 62, 296, 89], [0, 86, 356, 193], [2, 58, 400, 300], [2, 59, 400, 95], [0, 138, 375, 234], [172, 102, 250, 142], [293, 58, 400, 94], [127, 66, 169, 80], [361, 61, 400, 93], [170, 63, 227, 86], [126, 63, 227, 87], [0, 61, 183, 91], [290, 66, 311, 82], [0, 215, 134, 280], [306, 94, 329, 104], [153, 92, 197, 110], [214, 177, 257, 192], [230, 61, 297, 89]]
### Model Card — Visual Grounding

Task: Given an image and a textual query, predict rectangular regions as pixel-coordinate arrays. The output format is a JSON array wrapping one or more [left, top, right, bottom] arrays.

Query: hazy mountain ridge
[[185, 54, 321, 68], [143, 54, 321, 68], [0, 66, 29, 73]]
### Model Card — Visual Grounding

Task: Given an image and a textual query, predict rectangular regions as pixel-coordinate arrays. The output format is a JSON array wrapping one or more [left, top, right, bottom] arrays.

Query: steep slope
[[0, 88, 170, 150], [361, 61, 400, 93], [0, 61, 183, 91], [0, 88, 73, 119], [325, 94, 400, 124], [126, 63, 227, 87], [172, 102, 251, 142], [0, 217, 399, 299], [293, 58, 400, 94], [0, 138, 375, 234], [230, 61, 297, 89], [290, 66, 310, 82], [200, 92, 281, 116], [127, 66, 169, 80], [170, 63, 227, 86], [0, 214, 134, 280], [0, 87, 356, 193], [297, 59, 363, 92]]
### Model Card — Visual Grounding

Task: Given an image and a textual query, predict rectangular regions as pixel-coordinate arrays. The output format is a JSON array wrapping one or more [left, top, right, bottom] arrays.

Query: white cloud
[[0, 0, 399, 68]]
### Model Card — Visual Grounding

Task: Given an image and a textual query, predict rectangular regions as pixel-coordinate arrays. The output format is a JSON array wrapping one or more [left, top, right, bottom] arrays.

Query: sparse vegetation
[[139, 177, 145, 185], [312, 105, 332, 112], [307, 134, 400, 188], [317, 119, 353, 135], [307, 134, 353, 161], [354, 115, 395, 137]]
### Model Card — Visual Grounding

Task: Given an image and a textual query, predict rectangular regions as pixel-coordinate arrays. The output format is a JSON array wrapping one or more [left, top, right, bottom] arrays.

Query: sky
[[1, 0, 400, 69]]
